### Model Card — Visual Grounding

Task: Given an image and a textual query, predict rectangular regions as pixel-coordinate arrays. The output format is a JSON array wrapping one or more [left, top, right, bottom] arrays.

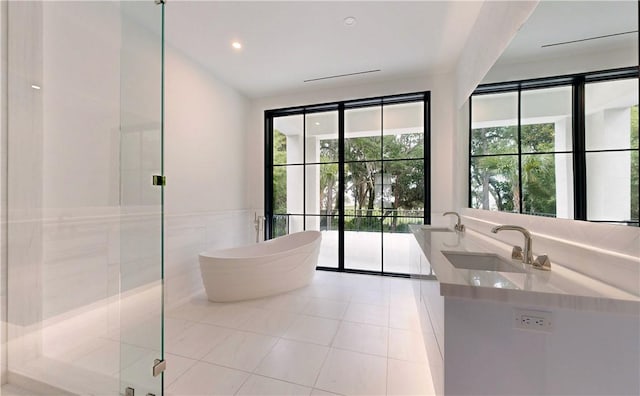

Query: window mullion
[[303, 112, 306, 230], [517, 88, 524, 214], [338, 104, 345, 272], [573, 77, 587, 221]]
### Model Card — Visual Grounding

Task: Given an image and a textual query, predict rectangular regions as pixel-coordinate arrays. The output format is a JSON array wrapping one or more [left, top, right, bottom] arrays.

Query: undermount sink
[[420, 226, 454, 232], [442, 251, 526, 273]]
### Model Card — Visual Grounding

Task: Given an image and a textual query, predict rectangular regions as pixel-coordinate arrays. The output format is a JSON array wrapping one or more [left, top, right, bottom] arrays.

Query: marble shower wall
[[36, 208, 240, 319], [164, 210, 255, 307]]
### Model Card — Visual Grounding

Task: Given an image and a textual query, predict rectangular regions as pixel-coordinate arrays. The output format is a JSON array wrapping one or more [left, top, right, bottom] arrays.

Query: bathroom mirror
[[471, 1, 639, 226], [483, 1, 637, 83]]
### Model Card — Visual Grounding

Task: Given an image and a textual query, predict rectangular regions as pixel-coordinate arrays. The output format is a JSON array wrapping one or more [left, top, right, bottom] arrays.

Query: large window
[[470, 68, 639, 226], [266, 92, 430, 275]]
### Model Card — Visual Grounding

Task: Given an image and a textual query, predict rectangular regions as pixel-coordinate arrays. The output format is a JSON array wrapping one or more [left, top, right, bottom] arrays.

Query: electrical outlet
[[514, 309, 552, 332]]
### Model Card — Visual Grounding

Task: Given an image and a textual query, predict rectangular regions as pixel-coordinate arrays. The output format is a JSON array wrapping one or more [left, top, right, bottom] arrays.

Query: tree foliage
[[342, 133, 424, 231], [273, 130, 287, 213], [319, 139, 338, 228], [271, 130, 425, 233], [472, 110, 640, 223], [471, 123, 558, 216], [631, 105, 639, 222]]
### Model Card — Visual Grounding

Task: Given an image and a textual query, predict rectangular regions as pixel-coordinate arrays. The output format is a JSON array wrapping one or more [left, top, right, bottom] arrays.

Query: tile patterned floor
[[5, 271, 438, 395], [164, 271, 437, 395]]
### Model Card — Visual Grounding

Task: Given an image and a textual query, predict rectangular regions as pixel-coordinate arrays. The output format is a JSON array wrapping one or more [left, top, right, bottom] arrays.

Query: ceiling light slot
[[304, 69, 381, 83], [541, 30, 637, 48]]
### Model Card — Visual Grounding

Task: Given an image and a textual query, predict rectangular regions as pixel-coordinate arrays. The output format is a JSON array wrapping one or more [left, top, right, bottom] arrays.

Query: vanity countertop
[[410, 225, 640, 314]]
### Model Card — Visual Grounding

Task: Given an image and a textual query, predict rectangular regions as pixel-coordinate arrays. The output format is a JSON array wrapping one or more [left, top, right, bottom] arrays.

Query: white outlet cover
[[514, 308, 553, 332]]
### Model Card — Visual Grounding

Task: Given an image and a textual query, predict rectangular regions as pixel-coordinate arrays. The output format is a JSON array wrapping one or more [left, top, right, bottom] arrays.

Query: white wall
[[163, 40, 252, 306], [455, 1, 538, 107], [42, 3, 121, 209], [164, 46, 247, 215], [247, 73, 458, 217], [0, 0, 6, 385]]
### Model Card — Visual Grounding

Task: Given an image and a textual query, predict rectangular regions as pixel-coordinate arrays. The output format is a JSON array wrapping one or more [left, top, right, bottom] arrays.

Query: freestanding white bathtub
[[199, 231, 322, 302]]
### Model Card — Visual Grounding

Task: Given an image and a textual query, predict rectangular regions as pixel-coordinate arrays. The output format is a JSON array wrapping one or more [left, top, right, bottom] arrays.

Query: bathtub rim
[[199, 230, 322, 261]]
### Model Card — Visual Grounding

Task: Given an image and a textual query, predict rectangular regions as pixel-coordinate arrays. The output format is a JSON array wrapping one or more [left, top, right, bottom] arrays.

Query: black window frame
[[469, 67, 640, 226], [265, 91, 431, 276]]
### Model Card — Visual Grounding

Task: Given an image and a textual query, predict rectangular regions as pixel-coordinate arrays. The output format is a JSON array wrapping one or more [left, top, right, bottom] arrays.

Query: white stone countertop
[[410, 225, 640, 315]]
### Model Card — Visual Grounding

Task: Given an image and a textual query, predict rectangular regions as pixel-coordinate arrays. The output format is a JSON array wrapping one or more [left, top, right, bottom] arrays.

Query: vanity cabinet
[[411, 226, 640, 396]]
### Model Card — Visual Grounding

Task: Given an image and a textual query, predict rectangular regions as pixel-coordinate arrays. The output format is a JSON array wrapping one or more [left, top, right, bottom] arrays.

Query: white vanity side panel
[[420, 280, 445, 396], [444, 297, 640, 395], [421, 280, 445, 356]]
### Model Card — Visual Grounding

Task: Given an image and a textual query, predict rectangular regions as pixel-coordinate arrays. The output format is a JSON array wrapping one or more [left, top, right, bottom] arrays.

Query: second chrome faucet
[[443, 211, 465, 232], [491, 224, 551, 270]]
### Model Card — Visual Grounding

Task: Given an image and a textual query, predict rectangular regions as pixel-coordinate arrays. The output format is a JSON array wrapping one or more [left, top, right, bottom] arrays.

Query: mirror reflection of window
[[470, 92, 519, 213], [585, 78, 639, 224], [470, 87, 575, 219], [470, 74, 639, 227], [521, 87, 574, 219], [475, 0, 638, 227]]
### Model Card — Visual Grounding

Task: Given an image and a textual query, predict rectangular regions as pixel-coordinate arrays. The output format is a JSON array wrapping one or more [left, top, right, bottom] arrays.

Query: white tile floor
[[0, 385, 36, 396], [4, 271, 438, 396], [165, 271, 437, 395]]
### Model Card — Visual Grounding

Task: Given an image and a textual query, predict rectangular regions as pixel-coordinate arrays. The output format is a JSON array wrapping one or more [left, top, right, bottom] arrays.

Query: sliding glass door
[[266, 93, 429, 275]]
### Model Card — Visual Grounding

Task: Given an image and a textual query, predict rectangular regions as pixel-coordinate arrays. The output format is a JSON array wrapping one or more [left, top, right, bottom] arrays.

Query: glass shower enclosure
[[5, 1, 164, 395]]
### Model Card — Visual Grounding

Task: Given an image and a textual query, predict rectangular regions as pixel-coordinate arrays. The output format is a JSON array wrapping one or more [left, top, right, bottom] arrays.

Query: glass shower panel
[[6, 2, 164, 395], [119, 2, 164, 396]]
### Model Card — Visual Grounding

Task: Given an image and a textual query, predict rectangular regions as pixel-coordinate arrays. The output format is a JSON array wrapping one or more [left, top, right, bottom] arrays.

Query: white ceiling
[[165, 1, 484, 98]]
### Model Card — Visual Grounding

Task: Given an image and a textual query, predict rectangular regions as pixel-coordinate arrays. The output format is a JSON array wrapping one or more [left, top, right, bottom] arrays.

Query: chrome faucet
[[490, 225, 551, 270], [254, 212, 265, 243], [443, 211, 465, 232], [491, 225, 533, 264]]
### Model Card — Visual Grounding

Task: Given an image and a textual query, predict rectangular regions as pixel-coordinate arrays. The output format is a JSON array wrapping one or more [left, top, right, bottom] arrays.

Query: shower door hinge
[[153, 358, 166, 377], [152, 175, 166, 186]]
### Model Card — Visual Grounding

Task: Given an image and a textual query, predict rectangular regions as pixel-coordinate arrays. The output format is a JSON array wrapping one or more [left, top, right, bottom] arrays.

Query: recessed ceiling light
[[344, 16, 356, 26], [315, 122, 320, 126], [31, 84, 41, 90], [232, 41, 242, 50]]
